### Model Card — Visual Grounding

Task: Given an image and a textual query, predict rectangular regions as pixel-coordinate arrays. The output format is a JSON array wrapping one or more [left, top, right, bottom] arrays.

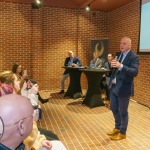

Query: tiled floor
[[38, 90, 150, 150]]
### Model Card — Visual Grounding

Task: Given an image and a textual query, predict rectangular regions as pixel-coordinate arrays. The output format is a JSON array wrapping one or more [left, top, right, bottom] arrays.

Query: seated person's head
[[0, 94, 33, 149], [0, 71, 20, 94], [107, 53, 114, 62], [12, 63, 22, 75], [93, 52, 99, 59], [25, 79, 39, 94], [68, 51, 74, 58]]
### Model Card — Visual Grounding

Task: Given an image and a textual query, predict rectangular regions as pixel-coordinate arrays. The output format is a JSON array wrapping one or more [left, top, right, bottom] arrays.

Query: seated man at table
[[58, 50, 82, 94], [82, 51, 104, 97], [89, 51, 104, 68]]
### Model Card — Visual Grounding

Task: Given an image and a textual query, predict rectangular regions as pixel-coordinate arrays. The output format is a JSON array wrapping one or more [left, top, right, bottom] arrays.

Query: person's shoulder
[[74, 56, 80, 60], [128, 50, 139, 62], [98, 58, 103, 62], [104, 61, 108, 65], [99, 58, 103, 60], [129, 50, 138, 57], [65, 57, 70, 60]]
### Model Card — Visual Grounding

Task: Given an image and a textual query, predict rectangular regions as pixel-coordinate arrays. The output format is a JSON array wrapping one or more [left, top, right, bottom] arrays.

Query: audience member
[[89, 51, 103, 68], [0, 71, 67, 149], [103, 53, 114, 107], [21, 79, 39, 107], [12, 63, 28, 93], [0, 70, 21, 94], [59, 50, 82, 94], [107, 37, 139, 140], [21, 79, 43, 120], [0, 94, 33, 150]]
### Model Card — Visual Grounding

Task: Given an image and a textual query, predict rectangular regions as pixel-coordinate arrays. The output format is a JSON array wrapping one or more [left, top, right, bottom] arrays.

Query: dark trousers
[[110, 85, 130, 134], [105, 84, 110, 100], [38, 128, 59, 141], [38, 108, 42, 120]]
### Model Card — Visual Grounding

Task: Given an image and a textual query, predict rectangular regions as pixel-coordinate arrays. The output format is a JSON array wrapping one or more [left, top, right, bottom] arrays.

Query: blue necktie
[[118, 53, 123, 63], [110, 53, 123, 81]]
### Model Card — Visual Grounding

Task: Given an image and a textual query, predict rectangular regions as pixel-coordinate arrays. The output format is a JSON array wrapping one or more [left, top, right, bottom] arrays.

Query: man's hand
[[72, 63, 77, 67], [29, 84, 39, 94], [111, 56, 121, 68], [22, 81, 27, 90]]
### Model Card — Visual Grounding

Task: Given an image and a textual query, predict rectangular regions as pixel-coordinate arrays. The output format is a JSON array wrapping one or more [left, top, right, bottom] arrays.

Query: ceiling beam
[[79, 0, 95, 8]]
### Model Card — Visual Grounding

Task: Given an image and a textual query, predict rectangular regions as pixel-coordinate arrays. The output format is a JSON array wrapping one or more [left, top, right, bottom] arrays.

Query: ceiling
[[3, 0, 136, 12]]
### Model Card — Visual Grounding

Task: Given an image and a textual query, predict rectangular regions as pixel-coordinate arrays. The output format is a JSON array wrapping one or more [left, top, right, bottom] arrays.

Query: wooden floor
[[38, 90, 150, 150]]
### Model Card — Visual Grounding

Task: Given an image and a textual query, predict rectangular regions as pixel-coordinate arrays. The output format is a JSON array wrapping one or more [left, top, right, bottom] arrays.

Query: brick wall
[[0, 2, 32, 74], [0, 0, 149, 106]]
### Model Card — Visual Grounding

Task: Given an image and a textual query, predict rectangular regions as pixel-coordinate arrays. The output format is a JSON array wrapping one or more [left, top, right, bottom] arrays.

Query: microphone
[[115, 52, 121, 61], [110, 51, 120, 79], [116, 52, 120, 57]]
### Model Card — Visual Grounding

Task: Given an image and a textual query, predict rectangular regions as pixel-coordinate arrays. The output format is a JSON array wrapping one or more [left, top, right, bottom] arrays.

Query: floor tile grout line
[[61, 99, 103, 150], [57, 98, 88, 149]]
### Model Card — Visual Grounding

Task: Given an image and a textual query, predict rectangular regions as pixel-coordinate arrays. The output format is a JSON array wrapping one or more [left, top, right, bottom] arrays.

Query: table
[[63, 66, 84, 99], [80, 68, 109, 108]]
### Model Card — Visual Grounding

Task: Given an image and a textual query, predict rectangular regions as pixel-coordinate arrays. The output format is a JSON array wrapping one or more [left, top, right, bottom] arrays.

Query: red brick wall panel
[[0, 0, 149, 106]]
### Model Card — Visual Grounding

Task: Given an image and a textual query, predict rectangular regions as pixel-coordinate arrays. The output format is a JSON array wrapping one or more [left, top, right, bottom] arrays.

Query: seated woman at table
[[89, 51, 104, 68]]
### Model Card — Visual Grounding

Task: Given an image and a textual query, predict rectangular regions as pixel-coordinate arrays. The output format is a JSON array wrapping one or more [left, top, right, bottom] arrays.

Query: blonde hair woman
[[0, 71, 20, 94]]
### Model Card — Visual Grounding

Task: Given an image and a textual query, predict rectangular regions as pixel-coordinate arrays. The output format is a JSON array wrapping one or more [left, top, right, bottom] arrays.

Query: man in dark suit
[[107, 37, 139, 140], [58, 51, 82, 94]]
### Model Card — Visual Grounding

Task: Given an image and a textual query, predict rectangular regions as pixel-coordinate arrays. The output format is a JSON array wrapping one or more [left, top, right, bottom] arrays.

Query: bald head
[[0, 94, 33, 149], [120, 37, 132, 53], [68, 51, 74, 58]]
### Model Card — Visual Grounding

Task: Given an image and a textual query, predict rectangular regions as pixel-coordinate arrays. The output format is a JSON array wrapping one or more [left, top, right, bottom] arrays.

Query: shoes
[[107, 128, 120, 136], [104, 100, 110, 106], [58, 90, 64, 94], [110, 132, 126, 140]]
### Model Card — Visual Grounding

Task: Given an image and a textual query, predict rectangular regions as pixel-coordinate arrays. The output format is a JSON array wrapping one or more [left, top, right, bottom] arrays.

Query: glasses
[[0, 114, 33, 140], [7, 105, 37, 126], [0, 116, 4, 140], [4, 115, 33, 127], [0, 106, 36, 139]]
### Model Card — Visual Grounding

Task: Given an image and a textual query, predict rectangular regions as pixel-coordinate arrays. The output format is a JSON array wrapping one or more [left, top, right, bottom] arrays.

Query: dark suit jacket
[[63, 56, 82, 75], [110, 50, 139, 97], [104, 61, 111, 86]]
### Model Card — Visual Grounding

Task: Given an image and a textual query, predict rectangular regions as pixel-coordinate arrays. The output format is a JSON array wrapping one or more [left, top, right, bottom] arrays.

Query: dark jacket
[[0, 144, 11, 150], [63, 56, 82, 74], [110, 50, 139, 97]]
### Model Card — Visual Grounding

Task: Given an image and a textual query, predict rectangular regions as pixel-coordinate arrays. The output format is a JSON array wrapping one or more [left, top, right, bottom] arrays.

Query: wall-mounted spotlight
[[32, 0, 42, 9]]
